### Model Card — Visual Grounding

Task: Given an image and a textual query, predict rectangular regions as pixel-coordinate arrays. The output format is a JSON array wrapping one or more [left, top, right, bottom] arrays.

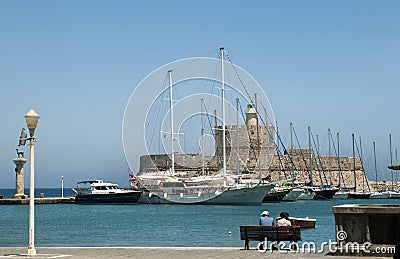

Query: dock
[[0, 247, 391, 259], [0, 197, 74, 205]]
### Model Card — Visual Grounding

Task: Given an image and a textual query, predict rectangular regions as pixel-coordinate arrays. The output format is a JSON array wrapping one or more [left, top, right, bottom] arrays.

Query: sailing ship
[[386, 134, 400, 198], [133, 48, 275, 205], [348, 134, 371, 199], [287, 126, 338, 200], [331, 132, 350, 199], [370, 142, 390, 199], [387, 164, 400, 198], [306, 127, 338, 199]]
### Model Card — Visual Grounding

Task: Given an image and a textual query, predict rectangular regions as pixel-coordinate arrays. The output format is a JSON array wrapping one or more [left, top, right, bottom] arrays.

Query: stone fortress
[[139, 103, 381, 191]]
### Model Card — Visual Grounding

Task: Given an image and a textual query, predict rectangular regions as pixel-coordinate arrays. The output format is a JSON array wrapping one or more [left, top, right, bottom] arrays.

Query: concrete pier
[[333, 204, 400, 257], [0, 197, 74, 205]]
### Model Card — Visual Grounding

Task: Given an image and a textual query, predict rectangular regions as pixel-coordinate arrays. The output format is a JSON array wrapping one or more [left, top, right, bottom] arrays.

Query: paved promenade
[[0, 247, 392, 259]]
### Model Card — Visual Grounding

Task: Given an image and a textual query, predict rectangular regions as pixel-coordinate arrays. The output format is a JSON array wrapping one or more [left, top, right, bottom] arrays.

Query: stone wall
[[265, 149, 370, 190], [139, 124, 374, 191]]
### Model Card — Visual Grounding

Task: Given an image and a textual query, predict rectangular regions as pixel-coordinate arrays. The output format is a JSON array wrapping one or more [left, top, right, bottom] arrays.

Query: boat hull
[[297, 193, 315, 200], [139, 184, 273, 205], [291, 218, 316, 228], [370, 192, 390, 199], [282, 189, 304, 201], [75, 191, 143, 204], [332, 192, 349, 199], [348, 192, 371, 199], [313, 189, 338, 200], [389, 192, 400, 199], [262, 189, 291, 202], [203, 185, 273, 205], [277, 217, 316, 228]]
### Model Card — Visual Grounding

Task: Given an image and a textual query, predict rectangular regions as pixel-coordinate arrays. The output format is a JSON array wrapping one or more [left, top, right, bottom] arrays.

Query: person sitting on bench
[[259, 210, 274, 226], [277, 212, 291, 226]]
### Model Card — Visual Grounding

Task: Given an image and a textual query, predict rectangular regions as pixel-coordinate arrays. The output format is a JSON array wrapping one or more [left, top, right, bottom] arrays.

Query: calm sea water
[[0, 188, 398, 247]]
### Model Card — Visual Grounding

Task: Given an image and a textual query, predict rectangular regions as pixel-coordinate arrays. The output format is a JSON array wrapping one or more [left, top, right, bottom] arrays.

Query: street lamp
[[25, 109, 39, 256], [61, 176, 64, 198]]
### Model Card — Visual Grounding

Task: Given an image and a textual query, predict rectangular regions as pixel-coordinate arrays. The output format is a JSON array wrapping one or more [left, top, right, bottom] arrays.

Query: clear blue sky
[[0, 1, 399, 188]]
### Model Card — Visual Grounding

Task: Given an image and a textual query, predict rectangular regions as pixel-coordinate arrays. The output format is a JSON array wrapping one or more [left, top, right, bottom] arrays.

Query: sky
[[0, 1, 399, 188]]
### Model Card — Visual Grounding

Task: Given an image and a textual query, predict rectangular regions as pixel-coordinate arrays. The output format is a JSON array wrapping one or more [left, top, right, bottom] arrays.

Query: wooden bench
[[239, 225, 301, 250]]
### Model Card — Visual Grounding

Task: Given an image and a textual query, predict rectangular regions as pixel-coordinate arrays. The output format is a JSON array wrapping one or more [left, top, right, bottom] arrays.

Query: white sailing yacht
[[137, 48, 274, 205]]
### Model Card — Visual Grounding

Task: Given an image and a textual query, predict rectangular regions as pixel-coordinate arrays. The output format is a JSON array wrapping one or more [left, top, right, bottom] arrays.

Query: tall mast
[[316, 133, 324, 186], [276, 121, 279, 150], [264, 107, 271, 176], [352, 133, 356, 192], [328, 128, 332, 184], [254, 93, 261, 181], [337, 133, 341, 188], [254, 93, 260, 158], [359, 137, 365, 191], [290, 123, 293, 153], [308, 126, 313, 185], [214, 109, 218, 164], [236, 98, 240, 174], [168, 70, 175, 174], [220, 47, 226, 186], [373, 141, 378, 192], [396, 148, 399, 188], [390, 134, 394, 191], [201, 98, 205, 177], [290, 122, 294, 178]]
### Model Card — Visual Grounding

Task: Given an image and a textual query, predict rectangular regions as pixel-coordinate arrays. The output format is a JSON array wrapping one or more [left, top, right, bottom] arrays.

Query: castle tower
[[245, 104, 258, 127]]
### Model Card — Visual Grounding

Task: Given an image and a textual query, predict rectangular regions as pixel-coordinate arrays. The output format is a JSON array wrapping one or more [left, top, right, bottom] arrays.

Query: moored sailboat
[[348, 134, 370, 199], [134, 48, 275, 205], [370, 142, 389, 199]]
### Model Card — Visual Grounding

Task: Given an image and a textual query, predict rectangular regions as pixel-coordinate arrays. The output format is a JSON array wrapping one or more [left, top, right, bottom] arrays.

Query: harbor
[[1, 52, 399, 257], [0, 192, 398, 257], [0, 189, 397, 247], [1, 1, 400, 258]]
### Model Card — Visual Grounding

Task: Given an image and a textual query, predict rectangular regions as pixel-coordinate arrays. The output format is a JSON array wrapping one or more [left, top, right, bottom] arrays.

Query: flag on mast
[[129, 173, 136, 183]]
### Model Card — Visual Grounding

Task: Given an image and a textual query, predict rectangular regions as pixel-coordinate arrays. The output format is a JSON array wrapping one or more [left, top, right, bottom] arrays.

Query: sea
[[0, 188, 398, 247]]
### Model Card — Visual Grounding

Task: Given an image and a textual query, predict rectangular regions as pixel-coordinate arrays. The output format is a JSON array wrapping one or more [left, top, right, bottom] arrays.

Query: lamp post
[[25, 109, 39, 256], [61, 176, 64, 198]]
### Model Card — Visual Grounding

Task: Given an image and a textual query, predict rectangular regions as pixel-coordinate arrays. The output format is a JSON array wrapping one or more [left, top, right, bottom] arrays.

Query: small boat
[[277, 216, 316, 228], [73, 180, 143, 204], [290, 217, 316, 228]]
